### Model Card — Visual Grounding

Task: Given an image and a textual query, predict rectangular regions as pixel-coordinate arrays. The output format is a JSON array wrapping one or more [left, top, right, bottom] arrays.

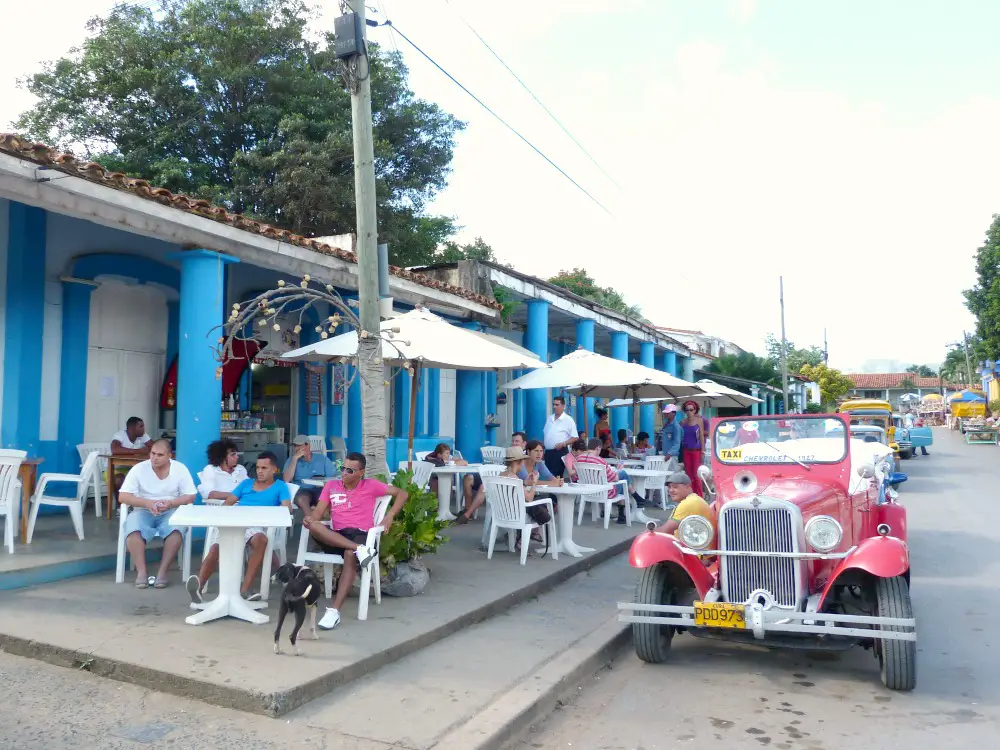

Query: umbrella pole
[[583, 395, 589, 436], [407, 365, 420, 472]]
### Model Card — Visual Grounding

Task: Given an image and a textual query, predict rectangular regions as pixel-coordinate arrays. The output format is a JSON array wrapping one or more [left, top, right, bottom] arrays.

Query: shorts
[[205, 526, 267, 548], [470, 474, 483, 493], [124, 508, 182, 542], [315, 527, 369, 568], [296, 485, 322, 507]]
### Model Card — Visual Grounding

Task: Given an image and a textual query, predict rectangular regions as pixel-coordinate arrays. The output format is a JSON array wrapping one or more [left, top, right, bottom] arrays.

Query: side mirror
[[856, 464, 875, 479]]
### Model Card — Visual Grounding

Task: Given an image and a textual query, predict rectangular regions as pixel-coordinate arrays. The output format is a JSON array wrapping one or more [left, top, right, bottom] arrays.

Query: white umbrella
[[504, 349, 705, 432], [605, 382, 762, 410], [282, 308, 547, 464]]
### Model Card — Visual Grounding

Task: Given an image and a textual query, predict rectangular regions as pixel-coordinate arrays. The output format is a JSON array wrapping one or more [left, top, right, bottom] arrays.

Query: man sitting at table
[[577, 439, 648, 523], [452, 432, 526, 525], [305, 452, 408, 630], [110, 416, 152, 491], [118, 438, 197, 589], [186, 451, 291, 603], [283, 434, 338, 515]]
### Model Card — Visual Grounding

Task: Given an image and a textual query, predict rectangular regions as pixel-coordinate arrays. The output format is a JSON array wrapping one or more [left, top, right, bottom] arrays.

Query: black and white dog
[[271, 563, 322, 655]]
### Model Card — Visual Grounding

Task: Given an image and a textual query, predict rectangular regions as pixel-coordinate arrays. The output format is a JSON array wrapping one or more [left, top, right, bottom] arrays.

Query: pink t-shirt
[[319, 478, 390, 531]]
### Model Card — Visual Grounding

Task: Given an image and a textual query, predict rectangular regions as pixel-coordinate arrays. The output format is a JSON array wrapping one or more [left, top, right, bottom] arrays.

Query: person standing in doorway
[[543, 396, 578, 478], [660, 405, 682, 464], [680, 401, 706, 497]]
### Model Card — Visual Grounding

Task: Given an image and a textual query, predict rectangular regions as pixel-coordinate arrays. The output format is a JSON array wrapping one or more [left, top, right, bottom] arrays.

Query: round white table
[[618, 467, 669, 524], [429, 464, 485, 521], [537, 483, 614, 557]]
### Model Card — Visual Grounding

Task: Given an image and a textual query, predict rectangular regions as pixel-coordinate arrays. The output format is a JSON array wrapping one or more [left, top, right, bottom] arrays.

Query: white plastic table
[[170, 505, 292, 626], [539, 483, 614, 557], [430, 464, 485, 521], [616, 459, 644, 468], [621, 467, 669, 525], [302, 476, 338, 488]]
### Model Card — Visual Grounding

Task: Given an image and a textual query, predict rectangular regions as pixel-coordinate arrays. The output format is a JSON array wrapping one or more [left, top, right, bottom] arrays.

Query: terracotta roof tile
[[0, 133, 500, 311], [847, 373, 960, 389]]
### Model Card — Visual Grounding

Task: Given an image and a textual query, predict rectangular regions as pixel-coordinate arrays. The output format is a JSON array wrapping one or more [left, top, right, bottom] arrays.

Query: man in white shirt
[[111, 416, 152, 492], [119, 438, 197, 589], [543, 396, 579, 478]]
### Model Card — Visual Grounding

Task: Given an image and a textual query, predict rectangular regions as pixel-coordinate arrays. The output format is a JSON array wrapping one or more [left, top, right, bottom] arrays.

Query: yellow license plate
[[693, 601, 747, 629]]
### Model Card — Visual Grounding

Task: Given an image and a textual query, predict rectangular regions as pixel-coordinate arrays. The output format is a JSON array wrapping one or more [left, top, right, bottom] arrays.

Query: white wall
[[439, 369, 456, 439], [39, 279, 63, 439], [0, 198, 8, 430]]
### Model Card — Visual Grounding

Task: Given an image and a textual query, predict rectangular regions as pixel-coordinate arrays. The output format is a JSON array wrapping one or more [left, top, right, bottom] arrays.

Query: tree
[[705, 353, 780, 386], [905, 364, 936, 377], [548, 268, 644, 319], [15, 0, 464, 267], [964, 213, 1000, 360], [898, 377, 917, 391], [435, 236, 497, 263], [799, 363, 854, 408], [764, 334, 824, 373], [940, 344, 972, 385]]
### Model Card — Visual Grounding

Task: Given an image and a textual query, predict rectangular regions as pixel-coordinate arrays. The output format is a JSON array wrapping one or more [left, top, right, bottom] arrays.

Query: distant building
[[845, 373, 960, 408], [655, 327, 747, 360]]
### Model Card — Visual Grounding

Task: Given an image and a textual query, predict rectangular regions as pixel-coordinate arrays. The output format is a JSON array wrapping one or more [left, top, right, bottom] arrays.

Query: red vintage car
[[618, 413, 916, 690]]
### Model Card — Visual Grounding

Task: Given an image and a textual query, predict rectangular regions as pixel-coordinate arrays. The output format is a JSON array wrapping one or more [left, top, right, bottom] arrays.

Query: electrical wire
[[439, 0, 622, 192], [383, 21, 613, 217]]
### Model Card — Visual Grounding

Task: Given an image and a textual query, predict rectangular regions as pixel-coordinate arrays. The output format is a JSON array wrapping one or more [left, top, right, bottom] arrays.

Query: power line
[[382, 21, 613, 217], [439, 0, 622, 192]]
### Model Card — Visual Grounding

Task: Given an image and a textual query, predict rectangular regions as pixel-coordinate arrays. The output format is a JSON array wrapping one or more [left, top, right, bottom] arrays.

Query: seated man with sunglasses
[[304, 452, 408, 631]]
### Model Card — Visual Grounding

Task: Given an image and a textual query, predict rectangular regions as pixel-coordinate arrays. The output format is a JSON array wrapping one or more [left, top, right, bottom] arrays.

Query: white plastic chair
[[645, 470, 669, 511], [330, 436, 347, 462], [0, 450, 26, 554], [76, 442, 110, 515], [482, 476, 557, 565], [576, 463, 630, 529], [257, 482, 297, 600], [398, 460, 433, 490], [295, 494, 390, 620], [115, 502, 192, 584], [307, 435, 328, 454], [471, 465, 503, 522], [26, 451, 101, 543], [415, 450, 432, 461], [480, 445, 506, 465]]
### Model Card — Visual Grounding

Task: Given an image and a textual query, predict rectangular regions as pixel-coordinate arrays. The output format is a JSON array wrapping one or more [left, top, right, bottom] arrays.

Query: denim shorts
[[124, 508, 182, 542]]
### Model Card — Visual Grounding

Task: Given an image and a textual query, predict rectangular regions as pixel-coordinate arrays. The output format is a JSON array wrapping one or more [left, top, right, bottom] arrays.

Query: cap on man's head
[[505, 446, 526, 462], [666, 471, 692, 485], [662, 404, 678, 414], [291, 435, 310, 446]]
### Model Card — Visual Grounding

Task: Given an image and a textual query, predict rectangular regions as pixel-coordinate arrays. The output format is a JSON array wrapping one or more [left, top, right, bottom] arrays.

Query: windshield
[[714, 416, 849, 465]]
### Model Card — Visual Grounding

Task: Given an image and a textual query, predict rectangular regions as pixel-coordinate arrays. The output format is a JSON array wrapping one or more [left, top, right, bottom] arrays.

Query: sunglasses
[[342, 466, 359, 475]]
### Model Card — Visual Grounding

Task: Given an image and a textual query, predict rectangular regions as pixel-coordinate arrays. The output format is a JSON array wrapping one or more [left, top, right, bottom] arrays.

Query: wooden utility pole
[[962, 330, 975, 387], [345, 0, 387, 474], [779, 276, 790, 413]]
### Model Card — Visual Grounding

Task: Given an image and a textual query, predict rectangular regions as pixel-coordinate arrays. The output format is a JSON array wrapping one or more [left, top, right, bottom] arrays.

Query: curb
[[0, 536, 632, 717], [434, 616, 631, 750]]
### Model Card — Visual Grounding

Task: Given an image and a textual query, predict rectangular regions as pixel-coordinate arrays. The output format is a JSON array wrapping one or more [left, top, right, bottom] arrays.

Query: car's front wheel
[[875, 576, 916, 691], [632, 564, 675, 663]]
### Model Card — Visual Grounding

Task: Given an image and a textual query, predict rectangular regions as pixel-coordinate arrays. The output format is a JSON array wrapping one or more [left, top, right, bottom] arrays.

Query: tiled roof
[[847, 373, 959, 389], [0, 133, 500, 310], [656, 326, 704, 335]]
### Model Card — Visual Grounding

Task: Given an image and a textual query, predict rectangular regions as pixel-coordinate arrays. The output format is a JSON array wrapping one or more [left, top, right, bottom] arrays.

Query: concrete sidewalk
[[0, 516, 652, 717]]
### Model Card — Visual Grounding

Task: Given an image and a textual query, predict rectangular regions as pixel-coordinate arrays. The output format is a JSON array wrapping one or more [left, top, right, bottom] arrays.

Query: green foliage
[[964, 213, 1000, 360], [15, 0, 466, 267], [898, 377, 917, 391], [705, 352, 780, 386], [799, 363, 854, 407], [492, 285, 521, 324], [379, 470, 450, 568], [990, 399, 1000, 414], [548, 268, 644, 319], [764, 334, 824, 372], [804, 401, 825, 414], [905, 364, 936, 377]]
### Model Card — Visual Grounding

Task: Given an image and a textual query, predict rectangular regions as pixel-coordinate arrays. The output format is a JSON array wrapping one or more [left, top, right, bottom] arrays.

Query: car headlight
[[678, 515, 714, 550], [804, 516, 842, 553]]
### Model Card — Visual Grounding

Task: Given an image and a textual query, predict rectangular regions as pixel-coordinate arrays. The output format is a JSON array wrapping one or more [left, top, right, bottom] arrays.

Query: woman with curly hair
[[198, 438, 248, 501]]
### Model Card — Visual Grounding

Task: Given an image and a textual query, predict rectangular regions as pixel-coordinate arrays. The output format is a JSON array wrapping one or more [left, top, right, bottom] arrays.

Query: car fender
[[629, 530, 716, 598], [877, 502, 907, 543], [817, 535, 910, 608]]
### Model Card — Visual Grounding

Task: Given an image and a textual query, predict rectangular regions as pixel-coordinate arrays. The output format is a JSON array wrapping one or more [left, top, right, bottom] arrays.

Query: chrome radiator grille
[[720, 504, 799, 608]]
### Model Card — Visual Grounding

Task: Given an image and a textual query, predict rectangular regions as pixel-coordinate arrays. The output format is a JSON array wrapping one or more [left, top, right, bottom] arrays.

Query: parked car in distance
[[618, 414, 916, 691]]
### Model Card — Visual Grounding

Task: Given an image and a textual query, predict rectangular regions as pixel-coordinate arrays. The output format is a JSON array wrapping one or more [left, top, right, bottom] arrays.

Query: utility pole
[[962, 330, 974, 387], [779, 276, 790, 413], [344, 0, 387, 474], [823, 328, 829, 365]]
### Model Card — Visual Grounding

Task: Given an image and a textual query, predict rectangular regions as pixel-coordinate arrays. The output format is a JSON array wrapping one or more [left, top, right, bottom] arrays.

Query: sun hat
[[662, 404, 678, 414], [666, 471, 693, 485], [505, 446, 526, 462]]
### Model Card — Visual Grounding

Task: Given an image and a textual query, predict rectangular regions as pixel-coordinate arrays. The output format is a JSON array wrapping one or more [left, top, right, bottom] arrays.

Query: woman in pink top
[[304, 452, 409, 631]]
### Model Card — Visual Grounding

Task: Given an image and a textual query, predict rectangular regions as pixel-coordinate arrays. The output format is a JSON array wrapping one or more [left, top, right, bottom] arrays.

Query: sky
[[1, 0, 996, 372]]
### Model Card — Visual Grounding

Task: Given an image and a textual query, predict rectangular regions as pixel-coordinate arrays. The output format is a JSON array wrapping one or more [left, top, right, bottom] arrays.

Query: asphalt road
[[512, 428, 1000, 750]]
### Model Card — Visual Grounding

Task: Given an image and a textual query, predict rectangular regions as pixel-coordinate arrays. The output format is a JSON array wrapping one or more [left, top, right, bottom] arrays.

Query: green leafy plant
[[990, 399, 1000, 414], [804, 401, 825, 414], [492, 285, 521, 324], [379, 471, 450, 568]]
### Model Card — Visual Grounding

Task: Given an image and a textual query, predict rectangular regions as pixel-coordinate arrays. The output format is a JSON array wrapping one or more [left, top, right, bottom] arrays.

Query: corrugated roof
[[0, 133, 500, 310]]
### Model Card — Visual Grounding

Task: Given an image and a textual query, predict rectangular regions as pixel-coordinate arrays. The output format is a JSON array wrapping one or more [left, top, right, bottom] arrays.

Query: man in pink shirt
[[304, 452, 408, 630]]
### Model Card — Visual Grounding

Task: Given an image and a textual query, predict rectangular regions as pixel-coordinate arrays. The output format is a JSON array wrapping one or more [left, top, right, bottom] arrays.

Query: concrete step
[[284, 553, 634, 750]]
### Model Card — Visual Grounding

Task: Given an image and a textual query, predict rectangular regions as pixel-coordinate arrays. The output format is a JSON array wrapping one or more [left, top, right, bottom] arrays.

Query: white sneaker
[[354, 544, 376, 567], [185, 575, 202, 604], [318, 607, 341, 630]]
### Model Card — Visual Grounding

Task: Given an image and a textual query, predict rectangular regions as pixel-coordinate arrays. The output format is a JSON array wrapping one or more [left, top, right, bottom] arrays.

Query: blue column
[[414, 369, 427, 437], [576, 319, 596, 435], [524, 300, 550, 439], [347, 364, 362, 453], [512, 370, 524, 433], [610, 331, 630, 438], [2, 203, 46, 451], [456, 323, 486, 461], [394, 367, 411, 438], [639, 341, 656, 437], [426, 368, 440, 436], [681, 356, 695, 382], [171, 249, 238, 476], [485, 370, 497, 445], [664, 350, 678, 378], [56, 279, 97, 466], [751, 386, 760, 416]]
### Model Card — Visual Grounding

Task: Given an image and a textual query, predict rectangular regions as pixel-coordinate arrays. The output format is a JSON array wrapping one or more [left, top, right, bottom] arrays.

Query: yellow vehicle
[[838, 399, 901, 467]]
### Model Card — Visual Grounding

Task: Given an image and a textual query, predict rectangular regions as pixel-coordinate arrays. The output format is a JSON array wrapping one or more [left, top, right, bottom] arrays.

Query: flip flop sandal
[[134, 578, 149, 589], [153, 578, 169, 589]]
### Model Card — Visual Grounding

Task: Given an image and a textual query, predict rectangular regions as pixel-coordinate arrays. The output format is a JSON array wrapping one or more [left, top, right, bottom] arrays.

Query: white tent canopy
[[604, 380, 762, 409], [282, 307, 546, 370]]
